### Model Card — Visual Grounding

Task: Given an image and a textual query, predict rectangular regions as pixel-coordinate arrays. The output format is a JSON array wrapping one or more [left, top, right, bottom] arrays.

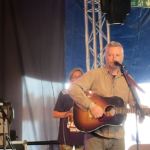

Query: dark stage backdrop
[[0, 0, 65, 149]]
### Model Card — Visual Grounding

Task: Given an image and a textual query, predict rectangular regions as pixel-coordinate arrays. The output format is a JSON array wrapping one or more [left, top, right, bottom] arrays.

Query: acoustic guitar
[[73, 93, 150, 133]]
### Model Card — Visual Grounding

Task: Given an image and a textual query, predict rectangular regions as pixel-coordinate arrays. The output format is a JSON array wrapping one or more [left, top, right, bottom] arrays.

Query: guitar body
[[73, 94, 126, 132]]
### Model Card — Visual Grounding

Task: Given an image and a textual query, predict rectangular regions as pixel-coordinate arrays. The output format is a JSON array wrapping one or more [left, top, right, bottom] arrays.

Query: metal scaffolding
[[84, 0, 110, 71]]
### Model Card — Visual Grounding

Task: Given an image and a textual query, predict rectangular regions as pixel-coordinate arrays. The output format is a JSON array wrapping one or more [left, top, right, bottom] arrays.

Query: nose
[[113, 55, 119, 62], [113, 55, 117, 60]]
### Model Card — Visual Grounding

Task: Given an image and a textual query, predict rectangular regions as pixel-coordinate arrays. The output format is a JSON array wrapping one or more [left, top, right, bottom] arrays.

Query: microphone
[[114, 61, 125, 68]]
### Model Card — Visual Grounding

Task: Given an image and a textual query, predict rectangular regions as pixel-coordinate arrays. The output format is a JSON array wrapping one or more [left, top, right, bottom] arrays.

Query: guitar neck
[[117, 107, 150, 116]]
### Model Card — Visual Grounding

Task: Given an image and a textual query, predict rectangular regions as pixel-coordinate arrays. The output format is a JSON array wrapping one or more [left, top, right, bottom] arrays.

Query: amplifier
[[2, 141, 28, 150], [0, 107, 9, 146], [0, 103, 13, 147], [11, 141, 28, 150]]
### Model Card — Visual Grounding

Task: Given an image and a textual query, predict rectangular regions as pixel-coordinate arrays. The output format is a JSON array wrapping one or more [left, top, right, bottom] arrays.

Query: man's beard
[[108, 63, 118, 69]]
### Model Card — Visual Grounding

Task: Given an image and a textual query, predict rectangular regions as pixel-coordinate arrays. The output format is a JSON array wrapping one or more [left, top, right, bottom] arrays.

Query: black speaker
[[107, 0, 131, 24], [100, 0, 131, 24], [100, 0, 110, 14]]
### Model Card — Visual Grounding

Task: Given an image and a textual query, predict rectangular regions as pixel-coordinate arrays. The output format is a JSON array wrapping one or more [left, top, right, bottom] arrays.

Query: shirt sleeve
[[68, 69, 97, 110]]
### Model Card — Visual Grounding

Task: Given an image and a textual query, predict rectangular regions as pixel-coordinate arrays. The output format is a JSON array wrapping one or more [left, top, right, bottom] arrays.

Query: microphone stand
[[119, 65, 144, 150]]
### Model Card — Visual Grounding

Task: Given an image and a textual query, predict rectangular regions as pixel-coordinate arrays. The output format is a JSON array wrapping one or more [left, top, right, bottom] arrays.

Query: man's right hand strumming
[[89, 102, 104, 119]]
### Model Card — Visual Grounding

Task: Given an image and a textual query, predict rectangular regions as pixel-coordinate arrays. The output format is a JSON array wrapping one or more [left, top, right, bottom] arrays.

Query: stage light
[[100, 0, 131, 24]]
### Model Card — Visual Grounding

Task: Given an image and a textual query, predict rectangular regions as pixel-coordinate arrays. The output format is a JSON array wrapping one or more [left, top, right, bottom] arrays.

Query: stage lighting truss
[[84, 0, 110, 71], [84, 0, 130, 70]]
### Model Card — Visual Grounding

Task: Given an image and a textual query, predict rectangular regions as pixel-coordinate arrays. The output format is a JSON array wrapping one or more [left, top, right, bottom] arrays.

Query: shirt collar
[[103, 65, 123, 78]]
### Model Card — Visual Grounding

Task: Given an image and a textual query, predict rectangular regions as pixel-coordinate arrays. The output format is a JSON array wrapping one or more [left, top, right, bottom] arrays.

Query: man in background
[[53, 68, 84, 150]]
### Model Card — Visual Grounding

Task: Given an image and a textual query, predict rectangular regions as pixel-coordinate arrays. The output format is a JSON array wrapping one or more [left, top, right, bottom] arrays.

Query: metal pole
[[84, 0, 90, 71]]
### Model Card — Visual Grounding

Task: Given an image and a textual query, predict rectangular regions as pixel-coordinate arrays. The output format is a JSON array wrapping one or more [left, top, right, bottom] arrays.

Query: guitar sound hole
[[105, 106, 116, 117]]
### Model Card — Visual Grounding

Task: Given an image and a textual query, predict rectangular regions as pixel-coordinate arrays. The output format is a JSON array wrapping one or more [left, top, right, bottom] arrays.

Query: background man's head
[[69, 68, 84, 82]]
